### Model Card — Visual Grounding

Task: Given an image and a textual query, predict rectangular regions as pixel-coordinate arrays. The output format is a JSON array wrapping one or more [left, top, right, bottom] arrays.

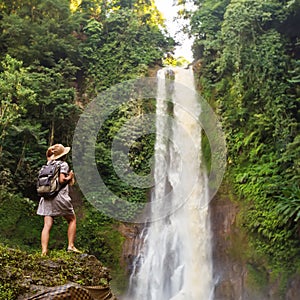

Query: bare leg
[[64, 214, 80, 252], [41, 216, 53, 255]]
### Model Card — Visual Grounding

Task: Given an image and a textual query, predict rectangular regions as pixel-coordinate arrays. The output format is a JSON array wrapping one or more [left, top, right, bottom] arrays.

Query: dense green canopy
[[0, 0, 173, 197], [188, 0, 300, 280]]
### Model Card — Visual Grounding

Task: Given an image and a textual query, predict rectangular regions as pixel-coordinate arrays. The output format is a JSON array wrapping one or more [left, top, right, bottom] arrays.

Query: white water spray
[[126, 67, 214, 300]]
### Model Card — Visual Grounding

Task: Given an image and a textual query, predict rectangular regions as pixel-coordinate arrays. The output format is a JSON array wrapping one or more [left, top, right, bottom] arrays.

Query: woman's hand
[[59, 170, 75, 185], [68, 170, 75, 186]]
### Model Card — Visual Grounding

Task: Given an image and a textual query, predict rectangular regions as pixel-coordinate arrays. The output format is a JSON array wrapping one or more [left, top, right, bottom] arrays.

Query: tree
[[0, 55, 36, 159], [0, 0, 82, 67], [80, 6, 173, 94]]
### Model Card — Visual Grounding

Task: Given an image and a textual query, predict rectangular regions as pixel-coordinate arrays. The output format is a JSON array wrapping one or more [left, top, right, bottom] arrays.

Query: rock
[[210, 184, 300, 299], [118, 222, 143, 275], [0, 244, 117, 299], [20, 283, 117, 300], [286, 275, 300, 300]]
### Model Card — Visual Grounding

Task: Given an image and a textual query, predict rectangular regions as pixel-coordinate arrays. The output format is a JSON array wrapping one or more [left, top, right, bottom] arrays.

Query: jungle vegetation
[[187, 0, 300, 286]]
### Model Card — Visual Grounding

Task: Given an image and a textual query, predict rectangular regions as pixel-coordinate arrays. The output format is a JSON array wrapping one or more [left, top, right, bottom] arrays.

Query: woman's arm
[[59, 170, 74, 185]]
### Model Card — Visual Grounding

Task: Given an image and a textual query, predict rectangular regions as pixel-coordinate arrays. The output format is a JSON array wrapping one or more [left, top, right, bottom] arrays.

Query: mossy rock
[[0, 244, 113, 299]]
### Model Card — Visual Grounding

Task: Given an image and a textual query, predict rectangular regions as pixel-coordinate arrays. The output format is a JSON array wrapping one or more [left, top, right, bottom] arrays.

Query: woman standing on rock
[[37, 144, 81, 256]]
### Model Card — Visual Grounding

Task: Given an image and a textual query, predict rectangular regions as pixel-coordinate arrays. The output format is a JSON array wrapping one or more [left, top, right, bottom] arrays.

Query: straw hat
[[46, 144, 71, 160]]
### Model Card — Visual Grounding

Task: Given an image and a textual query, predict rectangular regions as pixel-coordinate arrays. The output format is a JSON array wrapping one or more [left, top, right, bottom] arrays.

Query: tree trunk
[[49, 119, 55, 146]]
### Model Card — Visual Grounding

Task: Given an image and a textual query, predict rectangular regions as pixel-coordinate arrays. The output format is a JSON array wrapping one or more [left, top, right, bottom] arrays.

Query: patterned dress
[[37, 161, 75, 216]]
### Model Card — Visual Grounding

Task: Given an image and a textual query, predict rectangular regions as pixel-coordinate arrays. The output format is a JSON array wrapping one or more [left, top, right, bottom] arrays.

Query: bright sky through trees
[[155, 0, 194, 62]]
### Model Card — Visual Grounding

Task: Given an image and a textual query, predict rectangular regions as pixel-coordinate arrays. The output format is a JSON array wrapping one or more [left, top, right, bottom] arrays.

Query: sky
[[154, 0, 194, 62]]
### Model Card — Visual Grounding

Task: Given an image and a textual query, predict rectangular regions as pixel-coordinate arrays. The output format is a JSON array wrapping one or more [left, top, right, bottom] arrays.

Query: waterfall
[[126, 67, 214, 300]]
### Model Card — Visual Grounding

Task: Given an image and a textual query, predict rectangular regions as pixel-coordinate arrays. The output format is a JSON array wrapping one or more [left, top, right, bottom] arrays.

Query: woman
[[37, 144, 80, 255]]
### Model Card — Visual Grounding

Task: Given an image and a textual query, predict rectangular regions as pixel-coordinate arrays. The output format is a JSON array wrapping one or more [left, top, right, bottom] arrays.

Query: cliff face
[[118, 222, 143, 276], [210, 188, 258, 299], [210, 184, 300, 300]]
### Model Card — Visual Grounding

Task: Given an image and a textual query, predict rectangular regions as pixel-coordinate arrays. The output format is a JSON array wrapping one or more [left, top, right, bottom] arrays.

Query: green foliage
[[0, 55, 37, 157], [201, 131, 212, 172], [0, 0, 171, 199], [246, 263, 269, 291], [0, 189, 42, 250], [93, 97, 156, 221], [76, 202, 125, 267], [0, 54, 81, 198], [0, 0, 81, 67], [80, 8, 173, 94], [275, 184, 300, 224], [190, 0, 300, 279]]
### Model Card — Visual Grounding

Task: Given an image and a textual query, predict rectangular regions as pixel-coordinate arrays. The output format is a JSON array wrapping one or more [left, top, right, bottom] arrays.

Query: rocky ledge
[[0, 244, 117, 299]]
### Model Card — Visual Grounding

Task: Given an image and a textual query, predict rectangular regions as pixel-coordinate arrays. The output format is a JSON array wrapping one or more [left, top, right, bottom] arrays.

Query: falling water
[[126, 67, 214, 300]]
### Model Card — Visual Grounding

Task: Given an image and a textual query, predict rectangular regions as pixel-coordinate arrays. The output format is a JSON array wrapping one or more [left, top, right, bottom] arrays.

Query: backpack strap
[[55, 160, 70, 188]]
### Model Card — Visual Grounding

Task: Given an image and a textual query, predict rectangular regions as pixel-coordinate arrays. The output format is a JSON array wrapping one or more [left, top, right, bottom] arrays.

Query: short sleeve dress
[[37, 160, 75, 217]]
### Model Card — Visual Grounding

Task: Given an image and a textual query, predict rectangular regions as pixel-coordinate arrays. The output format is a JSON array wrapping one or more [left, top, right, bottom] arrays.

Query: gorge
[[117, 67, 300, 300]]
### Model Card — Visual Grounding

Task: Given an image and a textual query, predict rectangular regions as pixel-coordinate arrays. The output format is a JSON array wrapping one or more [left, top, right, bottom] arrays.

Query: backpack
[[37, 160, 61, 199]]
